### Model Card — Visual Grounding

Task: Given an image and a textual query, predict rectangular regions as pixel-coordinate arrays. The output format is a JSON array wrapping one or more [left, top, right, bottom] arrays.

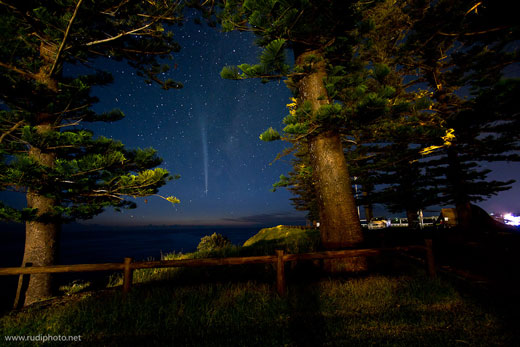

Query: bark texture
[[309, 132, 364, 248], [22, 209, 60, 306], [296, 50, 364, 252], [22, 124, 61, 306], [20, 43, 61, 306]]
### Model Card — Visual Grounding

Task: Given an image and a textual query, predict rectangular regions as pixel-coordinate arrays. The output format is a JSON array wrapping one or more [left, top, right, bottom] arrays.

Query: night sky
[[80, 18, 306, 227], [2, 15, 520, 227]]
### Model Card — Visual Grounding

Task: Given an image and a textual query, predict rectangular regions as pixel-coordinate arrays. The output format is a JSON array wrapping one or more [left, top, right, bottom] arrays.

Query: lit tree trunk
[[20, 43, 61, 306], [20, 125, 61, 306], [309, 132, 364, 248], [296, 50, 364, 252]]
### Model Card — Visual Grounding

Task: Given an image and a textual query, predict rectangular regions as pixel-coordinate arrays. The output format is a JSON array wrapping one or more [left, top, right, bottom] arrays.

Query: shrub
[[197, 232, 232, 253]]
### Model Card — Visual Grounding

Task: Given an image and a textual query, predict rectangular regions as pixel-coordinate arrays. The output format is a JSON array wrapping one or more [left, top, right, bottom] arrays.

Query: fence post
[[425, 239, 436, 278], [275, 250, 286, 296], [13, 262, 32, 309], [123, 257, 133, 295]]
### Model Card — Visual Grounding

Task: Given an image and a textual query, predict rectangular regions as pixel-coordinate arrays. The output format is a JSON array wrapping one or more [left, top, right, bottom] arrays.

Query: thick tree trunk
[[21, 208, 60, 306], [309, 132, 364, 248], [21, 126, 61, 306], [295, 50, 364, 257], [20, 43, 62, 306]]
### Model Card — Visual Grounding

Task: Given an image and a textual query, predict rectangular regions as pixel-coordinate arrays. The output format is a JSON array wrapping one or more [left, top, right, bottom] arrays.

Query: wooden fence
[[0, 240, 435, 304]]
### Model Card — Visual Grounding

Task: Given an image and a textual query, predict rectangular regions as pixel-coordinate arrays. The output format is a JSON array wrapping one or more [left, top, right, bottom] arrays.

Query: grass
[[0, 226, 516, 345], [0, 275, 510, 346], [106, 225, 321, 286], [241, 225, 320, 254]]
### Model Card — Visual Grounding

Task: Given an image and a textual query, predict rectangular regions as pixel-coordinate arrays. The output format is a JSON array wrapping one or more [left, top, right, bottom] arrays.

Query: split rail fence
[[0, 240, 435, 305]]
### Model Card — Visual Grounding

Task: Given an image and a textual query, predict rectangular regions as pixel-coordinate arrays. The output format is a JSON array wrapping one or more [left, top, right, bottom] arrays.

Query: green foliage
[[221, 0, 520, 221], [259, 127, 281, 142], [282, 123, 307, 135], [197, 233, 232, 253], [259, 39, 289, 74], [0, 1, 185, 223], [270, 174, 290, 192], [220, 65, 241, 80], [220, 39, 289, 80], [315, 103, 343, 123], [242, 225, 320, 254], [373, 63, 391, 81]]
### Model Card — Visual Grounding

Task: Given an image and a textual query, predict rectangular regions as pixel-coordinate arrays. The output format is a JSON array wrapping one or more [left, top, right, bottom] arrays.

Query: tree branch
[[0, 120, 24, 144], [438, 26, 509, 37], [49, 0, 84, 77], [0, 61, 36, 80], [100, 0, 130, 16], [85, 21, 157, 47]]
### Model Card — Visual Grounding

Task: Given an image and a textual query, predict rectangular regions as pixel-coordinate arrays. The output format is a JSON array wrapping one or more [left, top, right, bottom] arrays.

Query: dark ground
[[2, 224, 520, 337], [366, 226, 520, 344]]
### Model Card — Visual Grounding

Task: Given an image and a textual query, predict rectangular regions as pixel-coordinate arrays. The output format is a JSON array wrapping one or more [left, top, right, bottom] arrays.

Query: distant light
[[503, 213, 520, 226]]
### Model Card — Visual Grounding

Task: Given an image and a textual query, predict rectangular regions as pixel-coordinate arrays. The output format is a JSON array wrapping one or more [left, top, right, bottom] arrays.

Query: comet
[[201, 120, 208, 195]]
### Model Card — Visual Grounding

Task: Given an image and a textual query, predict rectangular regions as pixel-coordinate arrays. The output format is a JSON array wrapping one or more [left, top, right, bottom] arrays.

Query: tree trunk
[[20, 43, 61, 306], [455, 201, 472, 230], [446, 148, 472, 230], [309, 132, 364, 248], [20, 125, 61, 306], [22, 206, 60, 306], [295, 49, 364, 256], [406, 209, 418, 229], [362, 191, 374, 222]]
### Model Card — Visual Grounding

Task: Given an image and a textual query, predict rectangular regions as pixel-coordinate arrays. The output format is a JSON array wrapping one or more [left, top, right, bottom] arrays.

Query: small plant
[[197, 232, 232, 253], [58, 280, 91, 295]]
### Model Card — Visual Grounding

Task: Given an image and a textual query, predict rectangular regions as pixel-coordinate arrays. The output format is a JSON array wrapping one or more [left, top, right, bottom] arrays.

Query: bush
[[197, 232, 232, 253]]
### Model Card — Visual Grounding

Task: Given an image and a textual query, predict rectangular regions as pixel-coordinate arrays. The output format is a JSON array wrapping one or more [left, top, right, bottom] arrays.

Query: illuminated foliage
[[0, 0, 184, 223]]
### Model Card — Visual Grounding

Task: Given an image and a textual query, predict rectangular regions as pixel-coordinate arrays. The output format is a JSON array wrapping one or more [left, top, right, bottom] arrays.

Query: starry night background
[[74, 16, 304, 227], [2, 13, 520, 228]]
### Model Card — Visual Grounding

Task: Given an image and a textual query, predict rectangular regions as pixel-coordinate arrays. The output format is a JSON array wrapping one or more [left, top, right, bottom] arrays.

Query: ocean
[[0, 225, 262, 310], [0, 225, 262, 267]]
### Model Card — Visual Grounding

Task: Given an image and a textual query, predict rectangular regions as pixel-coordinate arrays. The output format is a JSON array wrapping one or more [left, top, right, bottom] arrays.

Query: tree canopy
[[0, 0, 184, 224], [220, 0, 520, 226], [0, 0, 186, 306]]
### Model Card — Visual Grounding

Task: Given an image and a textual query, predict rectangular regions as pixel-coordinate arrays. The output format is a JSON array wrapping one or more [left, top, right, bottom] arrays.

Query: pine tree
[[401, 0, 520, 228], [0, 0, 183, 306], [342, 0, 519, 227], [247, 0, 520, 231], [332, 0, 441, 223], [219, 0, 375, 252]]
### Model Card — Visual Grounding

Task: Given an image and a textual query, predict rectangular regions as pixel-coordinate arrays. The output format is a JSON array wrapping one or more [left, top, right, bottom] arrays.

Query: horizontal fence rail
[[0, 241, 435, 302], [0, 263, 126, 275]]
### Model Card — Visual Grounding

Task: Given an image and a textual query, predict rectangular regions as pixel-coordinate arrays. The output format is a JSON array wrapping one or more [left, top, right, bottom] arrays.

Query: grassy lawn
[[1, 275, 510, 346], [0, 226, 516, 346]]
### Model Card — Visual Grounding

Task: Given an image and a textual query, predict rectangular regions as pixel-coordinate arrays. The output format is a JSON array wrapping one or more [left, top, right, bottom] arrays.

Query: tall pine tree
[[266, 0, 444, 227], [219, 0, 375, 253], [0, 0, 183, 306], [401, 0, 520, 228]]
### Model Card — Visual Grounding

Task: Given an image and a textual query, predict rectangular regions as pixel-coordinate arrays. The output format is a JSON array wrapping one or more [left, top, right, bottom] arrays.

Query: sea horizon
[[0, 224, 273, 268]]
